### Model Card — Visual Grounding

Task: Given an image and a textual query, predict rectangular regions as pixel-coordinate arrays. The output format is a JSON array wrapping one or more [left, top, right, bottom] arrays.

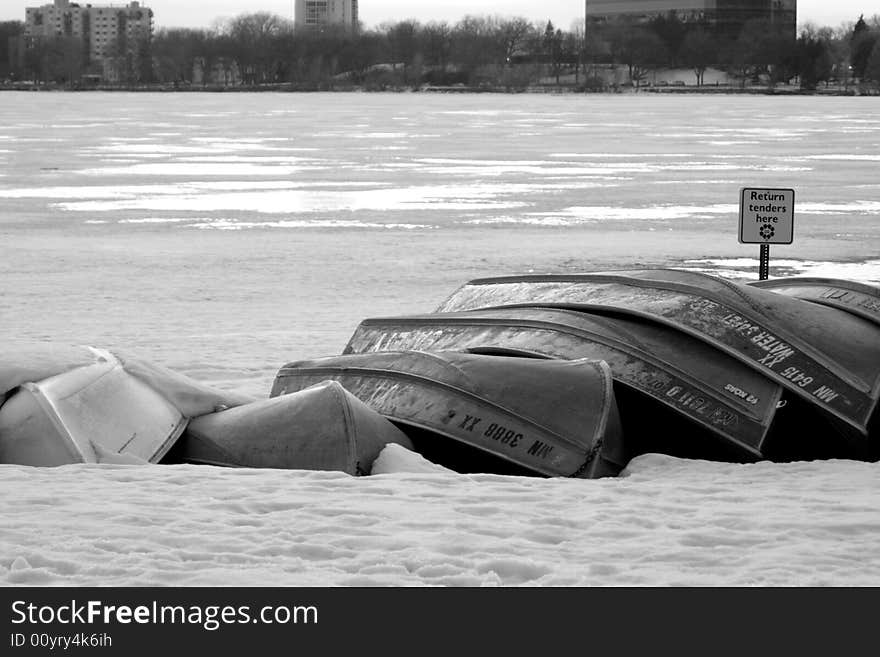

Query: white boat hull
[[0, 349, 187, 466]]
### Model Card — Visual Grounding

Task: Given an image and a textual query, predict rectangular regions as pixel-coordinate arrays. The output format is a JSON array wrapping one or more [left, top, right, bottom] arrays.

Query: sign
[[739, 187, 795, 244]]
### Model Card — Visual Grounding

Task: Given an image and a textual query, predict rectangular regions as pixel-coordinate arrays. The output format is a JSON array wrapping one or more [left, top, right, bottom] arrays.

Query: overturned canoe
[[436, 270, 880, 448], [0, 347, 187, 466], [344, 308, 785, 461], [271, 351, 625, 478], [167, 380, 413, 475], [749, 277, 880, 327], [1, 343, 100, 405]]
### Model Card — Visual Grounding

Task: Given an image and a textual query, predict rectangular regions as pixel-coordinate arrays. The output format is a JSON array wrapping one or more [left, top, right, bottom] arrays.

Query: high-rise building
[[585, 1, 797, 39], [294, 0, 359, 31], [24, 0, 153, 74]]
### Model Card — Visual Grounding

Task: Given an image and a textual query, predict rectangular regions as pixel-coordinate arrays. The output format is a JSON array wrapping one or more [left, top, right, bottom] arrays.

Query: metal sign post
[[759, 243, 770, 280], [739, 187, 795, 281]]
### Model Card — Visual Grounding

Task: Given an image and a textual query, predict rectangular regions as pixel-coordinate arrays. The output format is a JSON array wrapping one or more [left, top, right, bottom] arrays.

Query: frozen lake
[[1, 92, 879, 586], [1, 92, 879, 395]]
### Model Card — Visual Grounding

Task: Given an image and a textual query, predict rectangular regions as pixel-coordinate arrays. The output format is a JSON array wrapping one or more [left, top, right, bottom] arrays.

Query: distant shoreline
[[0, 83, 874, 96]]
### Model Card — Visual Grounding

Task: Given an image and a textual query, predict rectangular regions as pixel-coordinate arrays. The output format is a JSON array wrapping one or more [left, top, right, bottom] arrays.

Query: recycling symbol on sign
[[759, 225, 775, 240]]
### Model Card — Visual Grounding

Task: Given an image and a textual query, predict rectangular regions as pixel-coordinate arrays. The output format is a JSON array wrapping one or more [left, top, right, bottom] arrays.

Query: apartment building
[[24, 0, 153, 76], [294, 0, 359, 31], [585, 0, 797, 38]]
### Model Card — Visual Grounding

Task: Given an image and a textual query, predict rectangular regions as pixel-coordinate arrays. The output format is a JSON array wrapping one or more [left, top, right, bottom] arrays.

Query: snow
[[2, 448, 878, 587], [3, 93, 879, 589], [684, 259, 880, 283]]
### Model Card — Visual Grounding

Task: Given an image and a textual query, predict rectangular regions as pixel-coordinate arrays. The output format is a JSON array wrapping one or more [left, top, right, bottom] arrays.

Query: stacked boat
[[1, 269, 878, 477], [319, 269, 880, 469], [748, 277, 880, 327], [272, 351, 625, 478]]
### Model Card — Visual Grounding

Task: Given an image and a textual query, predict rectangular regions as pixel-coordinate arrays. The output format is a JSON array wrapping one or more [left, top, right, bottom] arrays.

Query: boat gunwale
[[748, 277, 880, 297], [440, 272, 875, 393], [748, 278, 880, 327], [352, 309, 780, 428]]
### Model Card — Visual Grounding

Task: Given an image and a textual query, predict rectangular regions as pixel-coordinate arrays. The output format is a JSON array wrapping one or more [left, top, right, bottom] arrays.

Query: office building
[[585, 1, 797, 38], [294, 0, 359, 31]]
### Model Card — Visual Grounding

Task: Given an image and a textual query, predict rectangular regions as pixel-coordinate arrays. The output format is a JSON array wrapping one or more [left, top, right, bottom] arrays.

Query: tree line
[[2, 11, 879, 90]]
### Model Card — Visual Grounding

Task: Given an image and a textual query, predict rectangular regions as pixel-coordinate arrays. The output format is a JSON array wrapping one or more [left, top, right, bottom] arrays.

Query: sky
[[1, 1, 874, 31]]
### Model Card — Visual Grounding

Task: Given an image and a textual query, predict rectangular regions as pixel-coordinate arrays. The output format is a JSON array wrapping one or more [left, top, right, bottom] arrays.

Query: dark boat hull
[[170, 380, 413, 475], [436, 270, 880, 444], [750, 277, 880, 327], [272, 351, 625, 478], [343, 308, 784, 460]]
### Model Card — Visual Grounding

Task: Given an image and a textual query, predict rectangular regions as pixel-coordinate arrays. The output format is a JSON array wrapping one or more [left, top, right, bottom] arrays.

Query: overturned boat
[[343, 307, 793, 461], [436, 270, 880, 455], [165, 380, 413, 475], [750, 277, 880, 327], [271, 351, 626, 478], [1, 343, 412, 475], [0, 347, 189, 466]]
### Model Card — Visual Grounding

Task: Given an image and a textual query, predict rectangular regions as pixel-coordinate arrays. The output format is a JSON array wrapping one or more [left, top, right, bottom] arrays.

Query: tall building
[[294, 0, 359, 31], [24, 0, 153, 76], [585, 1, 797, 39]]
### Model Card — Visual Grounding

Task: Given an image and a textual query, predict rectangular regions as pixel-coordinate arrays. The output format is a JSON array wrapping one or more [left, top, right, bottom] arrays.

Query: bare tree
[[796, 24, 835, 89], [384, 19, 420, 80], [420, 21, 451, 70], [0, 21, 24, 79], [152, 28, 208, 85], [680, 28, 714, 86], [45, 36, 85, 85], [223, 12, 292, 84], [542, 21, 565, 84], [609, 23, 668, 88], [451, 15, 495, 83], [567, 22, 586, 84], [865, 39, 880, 83], [721, 19, 793, 87], [493, 16, 534, 65], [851, 15, 879, 80]]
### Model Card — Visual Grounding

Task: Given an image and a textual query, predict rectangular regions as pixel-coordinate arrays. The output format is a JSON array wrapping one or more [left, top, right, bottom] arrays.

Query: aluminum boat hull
[[343, 308, 790, 460], [272, 351, 625, 478], [0, 348, 187, 466], [436, 270, 880, 448], [750, 277, 880, 327], [169, 380, 413, 475]]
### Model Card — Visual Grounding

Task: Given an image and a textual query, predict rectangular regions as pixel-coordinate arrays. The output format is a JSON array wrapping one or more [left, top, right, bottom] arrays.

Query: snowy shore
[[3, 446, 878, 587]]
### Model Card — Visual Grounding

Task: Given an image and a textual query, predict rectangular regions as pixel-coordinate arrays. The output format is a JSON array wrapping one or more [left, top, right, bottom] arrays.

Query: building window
[[305, 1, 329, 25]]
